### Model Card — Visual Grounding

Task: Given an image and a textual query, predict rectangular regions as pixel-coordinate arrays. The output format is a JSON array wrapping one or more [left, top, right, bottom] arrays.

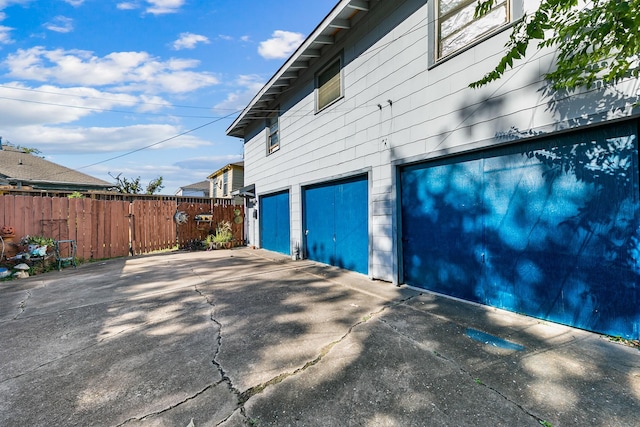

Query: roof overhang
[[207, 161, 244, 180], [7, 178, 112, 189], [231, 183, 255, 198], [226, 0, 369, 138]]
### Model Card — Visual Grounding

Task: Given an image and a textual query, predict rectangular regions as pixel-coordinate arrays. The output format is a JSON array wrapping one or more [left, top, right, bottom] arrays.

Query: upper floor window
[[222, 170, 229, 196], [437, 0, 509, 59], [267, 111, 279, 154], [316, 57, 342, 111]]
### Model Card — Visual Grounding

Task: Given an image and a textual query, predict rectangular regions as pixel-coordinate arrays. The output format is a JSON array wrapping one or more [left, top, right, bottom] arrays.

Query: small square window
[[437, 0, 509, 59], [267, 111, 279, 154], [316, 58, 342, 111]]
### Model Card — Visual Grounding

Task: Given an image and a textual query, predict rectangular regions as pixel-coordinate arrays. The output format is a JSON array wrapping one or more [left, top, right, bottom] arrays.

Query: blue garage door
[[303, 175, 368, 274], [260, 191, 290, 255], [401, 121, 640, 339]]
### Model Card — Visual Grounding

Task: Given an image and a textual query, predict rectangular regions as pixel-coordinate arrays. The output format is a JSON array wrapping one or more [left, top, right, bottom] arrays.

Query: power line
[[0, 95, 224, 119], [76, 110, 241, 171], [0, 84, 237, 111]]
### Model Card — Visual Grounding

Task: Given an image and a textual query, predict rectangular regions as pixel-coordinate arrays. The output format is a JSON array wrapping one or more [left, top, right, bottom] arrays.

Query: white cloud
[[0, 82, 215, 158], [8, 123, 211, 155], [172, 32, 209, 50], [3, 47, 219, 94], [118, 1, 182, 13], [116, 2, 137, 10], [0, 0, 33, 10], [258, 30, 304, 60], [64, 0, 84, 6], [45, 16, 74, 33], [145, 0, 185, 15], [217, 34, 251, 44], [214, 74, 264, 112], [137, 94, 171, 113], [0, 11, 13, 44], [0, 24, 12, 44], [0, 83, 169, 127]]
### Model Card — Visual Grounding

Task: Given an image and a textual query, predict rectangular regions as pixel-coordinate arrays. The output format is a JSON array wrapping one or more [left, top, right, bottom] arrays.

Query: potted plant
[[212, 220, 233, 249], [20, 235, 55, 256], [204, 233, 216, 250]]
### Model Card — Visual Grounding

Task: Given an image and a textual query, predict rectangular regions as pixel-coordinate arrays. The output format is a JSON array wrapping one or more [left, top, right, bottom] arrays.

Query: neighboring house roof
[[0, 145, 112, 190], [226, 0, 368, 138], [179, 180, 210, 192], [207, 161, 244, 179], [175, 180, 211, 197]]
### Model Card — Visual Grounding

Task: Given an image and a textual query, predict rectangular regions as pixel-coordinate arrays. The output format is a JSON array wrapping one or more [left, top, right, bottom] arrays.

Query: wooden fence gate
[[0, 195, 244, 261]]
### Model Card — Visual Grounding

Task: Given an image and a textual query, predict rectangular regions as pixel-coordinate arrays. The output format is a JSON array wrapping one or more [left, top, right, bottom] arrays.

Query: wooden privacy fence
[[0, 195, 244, 261]]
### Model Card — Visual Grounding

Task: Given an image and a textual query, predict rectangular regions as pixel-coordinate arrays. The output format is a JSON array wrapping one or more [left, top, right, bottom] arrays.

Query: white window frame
[[212, 178, 219, 198], [315, 56, 343, 112], [431, 0, 520, 63], [267, 110, 280, 155]]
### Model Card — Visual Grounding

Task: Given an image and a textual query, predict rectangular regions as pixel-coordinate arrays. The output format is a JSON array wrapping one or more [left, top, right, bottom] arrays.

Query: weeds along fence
[[0, 194, 244, 261]]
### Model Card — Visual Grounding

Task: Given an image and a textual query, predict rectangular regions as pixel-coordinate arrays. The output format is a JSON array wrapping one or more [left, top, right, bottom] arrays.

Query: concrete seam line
[[377, 316, 549, 426], [295, 265, 409, 302]]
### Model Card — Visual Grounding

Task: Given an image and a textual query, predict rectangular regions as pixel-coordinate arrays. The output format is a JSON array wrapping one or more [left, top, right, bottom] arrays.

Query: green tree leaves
[[470, 0, 640, 91], [109, 172, 164, 195]]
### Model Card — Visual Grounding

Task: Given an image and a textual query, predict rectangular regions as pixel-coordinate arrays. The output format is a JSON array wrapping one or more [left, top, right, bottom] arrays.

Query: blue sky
[[0, 0, 336, 193]]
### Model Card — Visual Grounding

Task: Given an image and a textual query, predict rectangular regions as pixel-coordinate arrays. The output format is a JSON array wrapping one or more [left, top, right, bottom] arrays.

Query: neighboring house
[[0, 143, 112, 192], [207, 162, 244, 201], [175, 180, 211, 197], [227, 0, 640, 339]]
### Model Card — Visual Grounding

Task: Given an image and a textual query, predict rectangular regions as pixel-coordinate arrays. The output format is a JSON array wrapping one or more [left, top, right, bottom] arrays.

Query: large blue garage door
[[303, 175, 368, 274], [401, 121, 640, 339], [260, 190, 290, 255]]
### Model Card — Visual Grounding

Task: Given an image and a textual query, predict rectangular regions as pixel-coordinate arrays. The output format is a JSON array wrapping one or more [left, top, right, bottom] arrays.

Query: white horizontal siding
[[242, 0, 640, 282]]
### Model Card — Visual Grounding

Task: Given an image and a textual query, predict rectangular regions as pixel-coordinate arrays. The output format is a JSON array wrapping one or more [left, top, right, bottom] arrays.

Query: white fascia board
[[226, 0, 363, 137]]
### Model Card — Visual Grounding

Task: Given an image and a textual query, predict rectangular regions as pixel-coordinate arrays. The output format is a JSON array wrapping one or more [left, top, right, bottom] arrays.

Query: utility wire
[[0, 95, 223, 119], [0, 12, 431, 120], [0, 84, 234, 111], [76, 110, 242, 172]]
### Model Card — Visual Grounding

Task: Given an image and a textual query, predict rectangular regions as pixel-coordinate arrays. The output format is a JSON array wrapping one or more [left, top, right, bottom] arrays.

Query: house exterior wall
[[210, 164, 244, 201], [231, 167, 244, 195], [176, 188, 207, 197], [239, 0, 640, 285]]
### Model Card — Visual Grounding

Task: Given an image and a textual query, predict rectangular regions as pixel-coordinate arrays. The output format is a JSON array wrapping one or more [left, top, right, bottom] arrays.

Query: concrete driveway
[[0, 248, 638, 426]]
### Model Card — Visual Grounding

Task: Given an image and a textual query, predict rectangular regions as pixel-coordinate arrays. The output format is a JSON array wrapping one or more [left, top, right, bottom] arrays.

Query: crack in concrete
[[192, 270, 421, 426], [13, 290, 32, 320], [193, 282, 245, 426], [236, 295, 420, 405], [111, 280, 243, 427], [115, 384, 217, 426]]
